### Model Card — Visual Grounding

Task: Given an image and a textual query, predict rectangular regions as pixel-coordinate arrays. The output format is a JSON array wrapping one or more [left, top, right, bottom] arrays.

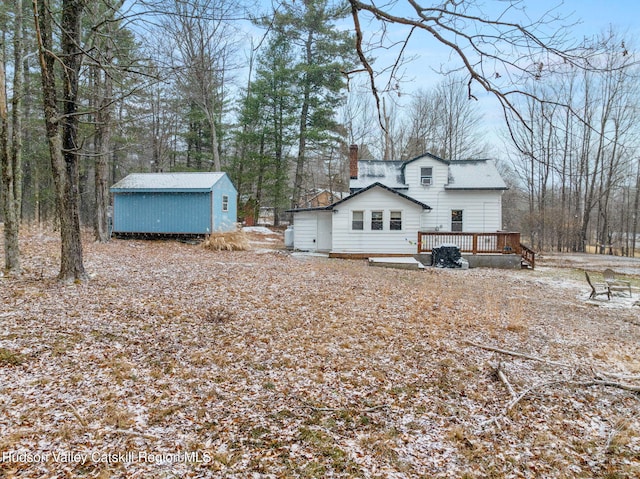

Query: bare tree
[[339, 82, 387, 160], [34, 0, 87, 281], [632, 160, 640, 257], [403, 89, 439, 160], [404, 76, 486, 160], [1, 0, 24, 274], [88, 1, 125, 242], [157, 0, 242, 172], [576, 32, 638, 253], [505, 29, 639, 253], [346, 0, 588, 130]]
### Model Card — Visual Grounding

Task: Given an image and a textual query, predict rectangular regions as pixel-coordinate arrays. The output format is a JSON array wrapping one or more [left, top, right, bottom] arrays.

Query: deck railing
[[520, 243, 536, 269], [417, 231, 523, 255]]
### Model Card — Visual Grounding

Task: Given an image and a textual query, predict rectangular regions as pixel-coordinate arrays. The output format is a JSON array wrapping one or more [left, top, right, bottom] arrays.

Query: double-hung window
[[390, 211, 402, 230], [222, 195, 229, 212], [451, 210, 463, 232], [352, 211, 364, 230], [371, 211, 384, 230]]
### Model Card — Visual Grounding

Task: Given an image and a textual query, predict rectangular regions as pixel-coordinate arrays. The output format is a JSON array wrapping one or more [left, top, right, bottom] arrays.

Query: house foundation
[[414, 253, 522, 269], [328, 252, 525, 269]]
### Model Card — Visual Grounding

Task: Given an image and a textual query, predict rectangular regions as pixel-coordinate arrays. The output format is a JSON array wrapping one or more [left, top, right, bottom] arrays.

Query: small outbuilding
[[110, 172, 237, 235]]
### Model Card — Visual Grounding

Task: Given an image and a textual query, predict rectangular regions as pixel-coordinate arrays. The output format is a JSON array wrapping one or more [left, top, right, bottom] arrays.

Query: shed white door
[[316, 213, 332, 251]]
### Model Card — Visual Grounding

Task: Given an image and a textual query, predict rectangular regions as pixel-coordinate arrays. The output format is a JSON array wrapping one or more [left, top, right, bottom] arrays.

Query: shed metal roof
[[110, 172, 227, 193]]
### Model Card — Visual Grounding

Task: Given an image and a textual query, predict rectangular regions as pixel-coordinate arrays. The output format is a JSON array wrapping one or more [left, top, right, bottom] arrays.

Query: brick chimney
[[349, 144, 358, 179]]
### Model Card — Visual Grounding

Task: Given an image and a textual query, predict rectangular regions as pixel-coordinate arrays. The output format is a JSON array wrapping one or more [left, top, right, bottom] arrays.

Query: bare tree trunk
[[292, 29, 314, 209], [632, 161, 640, 258], [34, 0, 86, 281], [293, 85, 310, 208], [94, 31, 113, 242], [0, 50, 19, 274], [382, 96, 392, 161], [11, 0, 23, 229], [209, 113, 221, 171], [94, 78, 111, 242], [59, 0, 87, 279], [0, 0, 23, 274]]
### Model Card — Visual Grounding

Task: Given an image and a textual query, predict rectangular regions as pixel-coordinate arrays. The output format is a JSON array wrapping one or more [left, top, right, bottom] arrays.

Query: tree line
[[506, 29, 640, 255], [1, 0, 639, 281]]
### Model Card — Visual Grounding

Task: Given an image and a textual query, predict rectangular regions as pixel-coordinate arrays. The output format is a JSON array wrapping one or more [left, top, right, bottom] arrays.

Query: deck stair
[[520, 243, 536, 269]]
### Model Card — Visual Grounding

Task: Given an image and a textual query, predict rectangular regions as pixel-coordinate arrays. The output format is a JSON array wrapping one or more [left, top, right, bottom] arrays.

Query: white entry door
[[316, 212, 332, 251]]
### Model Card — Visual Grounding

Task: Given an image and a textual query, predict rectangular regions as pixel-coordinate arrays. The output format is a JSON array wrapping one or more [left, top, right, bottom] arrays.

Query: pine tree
[[269, 0, 355, 208]]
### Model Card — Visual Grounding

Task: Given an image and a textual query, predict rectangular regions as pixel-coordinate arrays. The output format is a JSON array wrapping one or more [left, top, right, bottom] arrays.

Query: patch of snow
[[369, 257, 420, 264], [243, 226, 278, 235], [584, 292, 639, 309], [368, 257, 425, 269], [290, 252, 330, 259]]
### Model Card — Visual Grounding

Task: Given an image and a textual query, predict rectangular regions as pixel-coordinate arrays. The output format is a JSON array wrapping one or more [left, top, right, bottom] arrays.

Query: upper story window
[[222, 195, 229, 212], [352, 210, 364, 230], [371, 211, 384, 230], [390, 211, 402, 230], [420, 167, 433, 186]]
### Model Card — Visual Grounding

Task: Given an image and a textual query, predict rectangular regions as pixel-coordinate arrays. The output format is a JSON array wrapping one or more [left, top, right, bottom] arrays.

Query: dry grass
[[202, 229, 250, 251], [0, 347, 25, 366], [0, 228, 639, 478]]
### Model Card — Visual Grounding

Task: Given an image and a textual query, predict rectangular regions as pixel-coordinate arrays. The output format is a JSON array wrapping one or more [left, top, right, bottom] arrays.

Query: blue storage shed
[[110, 172, 237, 235]]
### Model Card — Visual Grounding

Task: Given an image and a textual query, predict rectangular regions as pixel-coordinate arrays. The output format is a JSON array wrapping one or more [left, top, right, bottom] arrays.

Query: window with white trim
[[390, 211, 402, 230], [222, 195, 229, 212], [371, 211, 383, 230], [420, 167, 433, 186], [451, 209, 463, 232], [352, 210, 364, 230]]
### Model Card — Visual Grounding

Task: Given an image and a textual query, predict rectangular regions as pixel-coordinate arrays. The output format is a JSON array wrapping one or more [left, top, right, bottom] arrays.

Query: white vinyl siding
[[420, 190, 502, 232], [332, 187, 423, 254], [403, 158, 503, 232], [403, 158, 449, 206], [292, 211, 333, 252]]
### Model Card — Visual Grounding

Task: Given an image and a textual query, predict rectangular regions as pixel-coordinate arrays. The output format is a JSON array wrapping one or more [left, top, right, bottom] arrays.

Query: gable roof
[[110, 172, 228, 193], [286, 182, 431, 213], [400, 152, 450, 169], [300, 189, 348, 207], [349, 153, 507, 191]]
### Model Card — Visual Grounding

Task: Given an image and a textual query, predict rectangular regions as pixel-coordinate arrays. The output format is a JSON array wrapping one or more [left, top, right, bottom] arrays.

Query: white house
[[288, 145, 509, 256]]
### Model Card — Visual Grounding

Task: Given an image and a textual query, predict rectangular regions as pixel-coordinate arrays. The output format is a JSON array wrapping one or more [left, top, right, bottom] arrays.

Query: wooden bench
[[603, 268, 632, 297]]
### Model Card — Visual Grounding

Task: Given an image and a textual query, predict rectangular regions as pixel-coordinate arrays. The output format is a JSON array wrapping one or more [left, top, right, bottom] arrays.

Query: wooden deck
[[417, 231, 535, 268]]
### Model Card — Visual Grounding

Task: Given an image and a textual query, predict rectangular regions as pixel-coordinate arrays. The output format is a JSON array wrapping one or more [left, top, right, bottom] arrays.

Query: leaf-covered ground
[[1, 228, 639, 478]]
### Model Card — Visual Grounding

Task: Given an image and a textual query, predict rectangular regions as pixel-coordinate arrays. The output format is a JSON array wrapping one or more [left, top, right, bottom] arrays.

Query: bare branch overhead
[[344, 0, 605, 130]]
